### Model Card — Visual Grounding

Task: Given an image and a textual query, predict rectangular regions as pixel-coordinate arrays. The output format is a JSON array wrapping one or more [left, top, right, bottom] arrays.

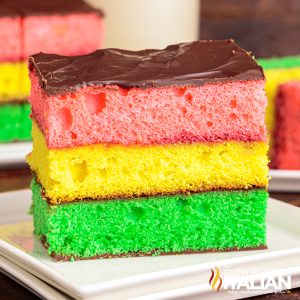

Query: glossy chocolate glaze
[[29, 40, 264, 95], [0, 0, 103, 17]]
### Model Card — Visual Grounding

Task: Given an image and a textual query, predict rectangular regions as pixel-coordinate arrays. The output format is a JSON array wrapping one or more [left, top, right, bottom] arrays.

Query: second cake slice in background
[[0, 0, 104, 143]]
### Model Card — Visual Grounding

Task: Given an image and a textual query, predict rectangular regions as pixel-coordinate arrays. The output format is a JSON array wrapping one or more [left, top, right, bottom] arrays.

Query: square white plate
[[0, 189, 300, 300], [1, 255, 70, 300]]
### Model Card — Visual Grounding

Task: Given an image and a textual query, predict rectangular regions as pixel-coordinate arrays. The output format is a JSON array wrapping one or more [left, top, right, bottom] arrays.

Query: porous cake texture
[[32, 179, 267, 260], [29, 65, 267, 149], [271, 82, 300, 169], [27, 40, 269, 259], [0, 0, 104, 142], [29, 120, 268, 204]]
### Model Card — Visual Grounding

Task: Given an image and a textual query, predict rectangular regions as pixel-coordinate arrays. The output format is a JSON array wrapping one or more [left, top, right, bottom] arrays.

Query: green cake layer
[[0, 102, 31, 142], [31, 179, 268, 260], [258, 56, 300, 70]]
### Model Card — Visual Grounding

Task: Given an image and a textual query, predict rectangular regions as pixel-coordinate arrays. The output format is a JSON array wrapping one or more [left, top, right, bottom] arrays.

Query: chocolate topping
[[0, 0, 103, 18], [29, 40, 264, 95], [0, 0, 18, 17]]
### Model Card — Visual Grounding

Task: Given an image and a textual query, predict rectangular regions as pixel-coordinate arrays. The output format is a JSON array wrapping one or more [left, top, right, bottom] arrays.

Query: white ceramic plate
[[0, 142, 32, 167], [269, 170, 300, 192], [0, 189, 300, 300], [0, 255, 70, 300]]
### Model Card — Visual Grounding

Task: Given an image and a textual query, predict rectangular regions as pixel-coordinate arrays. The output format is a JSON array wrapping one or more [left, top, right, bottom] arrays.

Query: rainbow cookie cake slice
[[27, 40, 269, 260], [0, 0, 104, 142]]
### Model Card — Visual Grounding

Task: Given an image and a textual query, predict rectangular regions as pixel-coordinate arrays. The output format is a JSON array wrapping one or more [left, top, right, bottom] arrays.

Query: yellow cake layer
[[28, 121, 269, 204], [265, 67, 300, 134], [0, 61, 30, 102]]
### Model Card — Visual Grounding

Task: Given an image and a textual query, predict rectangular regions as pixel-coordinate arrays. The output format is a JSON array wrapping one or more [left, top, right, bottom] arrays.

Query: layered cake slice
[[271, 82, 300, 169], [0, 0, 104, 142], [27, 40, 269, 260]]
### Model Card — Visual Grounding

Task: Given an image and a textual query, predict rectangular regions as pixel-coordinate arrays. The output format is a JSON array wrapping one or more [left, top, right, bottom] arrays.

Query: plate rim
[[1, 238, 300, 297], [1, 192, 300, 298], [0, 141, 32, 166]]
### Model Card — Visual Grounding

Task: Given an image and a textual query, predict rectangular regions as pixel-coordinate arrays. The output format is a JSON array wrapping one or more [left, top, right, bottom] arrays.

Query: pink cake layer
[[23, 13, 104, 58], [0, 17, 22, 62], [0, 13, 103, 62], [30, 72, 267, 149], [271, 81, 300, 170]]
